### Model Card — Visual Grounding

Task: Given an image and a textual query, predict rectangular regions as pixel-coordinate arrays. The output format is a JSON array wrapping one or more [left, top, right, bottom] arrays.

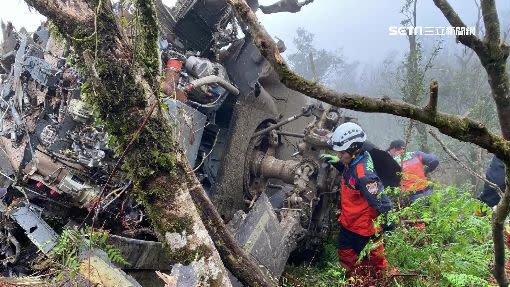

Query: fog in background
[[2, 0, 509, 185]]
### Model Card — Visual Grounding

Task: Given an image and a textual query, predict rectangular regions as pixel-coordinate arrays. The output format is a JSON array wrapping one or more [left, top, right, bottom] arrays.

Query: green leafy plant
[[382, 185, 494, 286], [286, 185, 496, 286], [442, 273, 491, 287], [52, 227, 129, 281]]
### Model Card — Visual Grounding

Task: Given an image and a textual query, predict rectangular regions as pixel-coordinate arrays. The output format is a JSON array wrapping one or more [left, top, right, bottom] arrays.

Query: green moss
[[136, 174, 193, 235], [143, 186, 168, 202], [48, 0, 205, 269], [47, 21, 67, 47], [352, 97, 367, 108], [207, 275, 225, 287], [148, 207, 194, 235], [163, 243, 213, 265], [152, 150, 176, 172], [134, 0, 161, 92], [142, 187, 212, 266]]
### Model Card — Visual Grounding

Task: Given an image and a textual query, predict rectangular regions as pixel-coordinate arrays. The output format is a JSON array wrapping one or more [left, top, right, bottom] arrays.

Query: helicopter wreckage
[[0, 1, 377, 286]]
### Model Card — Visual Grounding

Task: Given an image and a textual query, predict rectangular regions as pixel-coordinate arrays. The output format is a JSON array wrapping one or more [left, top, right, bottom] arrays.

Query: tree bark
[[433, 0, 510, 139], [433, 1, 510, 285], [493, 172, 510, 287], [24, 0, 275, 286], [227, 0, 510, 161], [404, 0, 429, 152]]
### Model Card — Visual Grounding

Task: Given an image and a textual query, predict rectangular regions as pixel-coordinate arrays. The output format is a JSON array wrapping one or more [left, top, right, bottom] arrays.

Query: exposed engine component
[[161, 55, 238, 111], [56, 174, 99, 206], [39, 125, 57, 146], [68, 126, 108, 168], [185, 55, 228, 79], [0, 0, 358, 284], [248, 105, 339, 231], [0, 22, 146, 264]]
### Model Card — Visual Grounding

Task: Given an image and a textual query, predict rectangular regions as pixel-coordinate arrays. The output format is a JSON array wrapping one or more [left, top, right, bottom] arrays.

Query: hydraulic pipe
[[276, 131, 305, 138], [251, 105, 312, 139], [187, 75, 240, 96]]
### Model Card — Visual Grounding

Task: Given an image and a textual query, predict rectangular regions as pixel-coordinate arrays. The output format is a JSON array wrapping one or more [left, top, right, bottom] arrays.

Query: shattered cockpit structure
[[0, 1, 358, 285], [0, 21, 152, 284]]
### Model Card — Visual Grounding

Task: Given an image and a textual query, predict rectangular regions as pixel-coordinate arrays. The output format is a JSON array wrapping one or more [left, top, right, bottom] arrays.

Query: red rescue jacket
[[393, 152, 438, 192], [338, 152, 392, 237]]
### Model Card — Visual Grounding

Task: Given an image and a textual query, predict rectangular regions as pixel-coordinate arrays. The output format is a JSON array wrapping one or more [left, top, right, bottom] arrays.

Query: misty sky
[[1, 0, 509, 64], [257, 0, 510, 62]]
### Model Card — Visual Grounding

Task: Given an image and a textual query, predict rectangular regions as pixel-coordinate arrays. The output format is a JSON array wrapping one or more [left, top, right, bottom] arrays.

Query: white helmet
[[328, 122, 367, 152]]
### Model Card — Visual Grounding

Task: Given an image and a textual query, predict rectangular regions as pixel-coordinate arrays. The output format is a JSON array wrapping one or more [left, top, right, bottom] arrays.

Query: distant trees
[[287, 27, 344, 84], [229, 0, 510, 285]]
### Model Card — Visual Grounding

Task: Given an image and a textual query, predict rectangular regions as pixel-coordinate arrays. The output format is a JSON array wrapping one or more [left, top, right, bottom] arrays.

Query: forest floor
[[283, 184, 497, 287]]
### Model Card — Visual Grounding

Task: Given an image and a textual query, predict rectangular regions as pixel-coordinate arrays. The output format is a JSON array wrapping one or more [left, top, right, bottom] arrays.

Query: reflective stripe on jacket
[[393, 151, 438, 192]]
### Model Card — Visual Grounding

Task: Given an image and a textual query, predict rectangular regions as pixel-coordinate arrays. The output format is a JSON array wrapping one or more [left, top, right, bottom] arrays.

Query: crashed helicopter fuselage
[[0, 1, 353, 285]]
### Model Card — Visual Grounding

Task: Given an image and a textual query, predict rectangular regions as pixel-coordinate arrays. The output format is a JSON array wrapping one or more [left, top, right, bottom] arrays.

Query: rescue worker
[[476, 156, 510, 269], [477, 156, 505, 208], [320, 122, 393, 278], [387, 140, 439, 204]]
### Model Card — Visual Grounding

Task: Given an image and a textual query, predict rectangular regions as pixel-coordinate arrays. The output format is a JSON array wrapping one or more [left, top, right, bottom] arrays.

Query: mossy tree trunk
[[24, 0, 275, 286]]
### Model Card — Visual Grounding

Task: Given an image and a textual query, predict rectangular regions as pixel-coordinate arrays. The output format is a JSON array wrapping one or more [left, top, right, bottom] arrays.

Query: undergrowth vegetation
[[52, 227, 128, 281], [284, 185, 496, 287]]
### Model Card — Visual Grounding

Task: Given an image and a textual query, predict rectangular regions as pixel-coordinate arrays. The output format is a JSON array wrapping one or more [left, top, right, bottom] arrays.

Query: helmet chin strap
[[346, 146, 362, 156]]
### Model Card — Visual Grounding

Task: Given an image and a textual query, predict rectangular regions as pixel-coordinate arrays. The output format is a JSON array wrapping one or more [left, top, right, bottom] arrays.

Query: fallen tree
[[227, 0, 510, 285], [23, 0, 274, 286]]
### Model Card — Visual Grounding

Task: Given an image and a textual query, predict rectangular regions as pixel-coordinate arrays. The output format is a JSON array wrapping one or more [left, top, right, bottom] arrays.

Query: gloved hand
[[320, 153, 340, 164]]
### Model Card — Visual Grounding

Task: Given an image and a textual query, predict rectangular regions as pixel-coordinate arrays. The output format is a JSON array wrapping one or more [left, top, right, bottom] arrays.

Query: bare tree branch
[[432, 0, 487, 57], [425, 80, 439, 114], [227, 0, 510, 162], [434, 1, 510, 285], [429, 130, 504, 198], [433, 1, 510, 138], [480, 0, 501, 47], [493, 170, 510, 287], [474, 0, 483, 37]]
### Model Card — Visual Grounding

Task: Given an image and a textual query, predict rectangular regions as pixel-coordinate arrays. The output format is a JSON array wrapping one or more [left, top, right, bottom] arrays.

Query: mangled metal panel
[[224, 36, 265, 97], [0, 148, 14, 188], [163, 98, 206, 166], [33, 26, 50, 48], [231, 192, 300, 277], [10, 204, 59, 254], [108, 235, 171, 270], [23, 56, 59, 87], [172, 0, 231, 54]]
